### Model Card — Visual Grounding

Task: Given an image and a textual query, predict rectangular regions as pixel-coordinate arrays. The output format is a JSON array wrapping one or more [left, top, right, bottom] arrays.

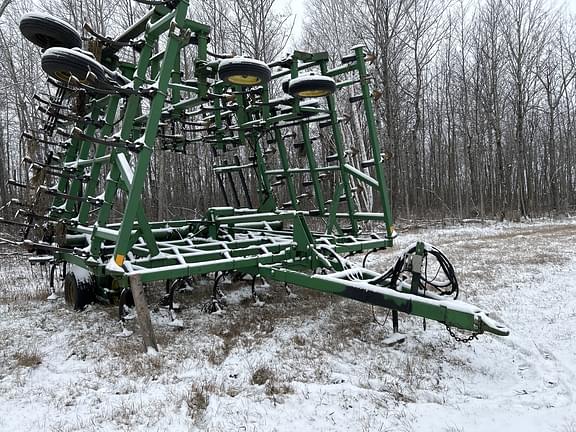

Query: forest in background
[[0, 0, 575, 226]]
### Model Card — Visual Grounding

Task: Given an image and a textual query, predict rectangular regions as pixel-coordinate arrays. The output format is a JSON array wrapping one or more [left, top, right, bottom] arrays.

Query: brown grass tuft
[[251, 366, 275, 385], [187, 380, 216, 420], [14, 349, 42, 368]]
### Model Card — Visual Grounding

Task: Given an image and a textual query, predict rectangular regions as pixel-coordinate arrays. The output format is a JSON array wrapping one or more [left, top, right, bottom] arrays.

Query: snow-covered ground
[[1, 218, 575, 431]]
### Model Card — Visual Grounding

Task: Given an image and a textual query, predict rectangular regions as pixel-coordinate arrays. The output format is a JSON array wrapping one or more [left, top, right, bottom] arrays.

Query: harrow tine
[[0, 217, 36, 229], [33, 94, 70, 110], [7, 179, 27, 189], [224, 162, 242, 208], [70, 127, 142, 152], [22, 131, 65, 147], [216, 173, 230, 206], [38, 105, 85, 124], [38, 186, 103, 206], [234, 155, 253, 208]]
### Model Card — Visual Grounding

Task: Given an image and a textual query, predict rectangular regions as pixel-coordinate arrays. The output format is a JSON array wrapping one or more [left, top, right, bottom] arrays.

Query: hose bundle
[[374, 242, 459, 299]]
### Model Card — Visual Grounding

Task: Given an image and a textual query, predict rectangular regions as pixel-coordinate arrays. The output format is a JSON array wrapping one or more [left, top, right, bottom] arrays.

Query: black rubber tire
[[64, 272, 94, 311], [288, 75, 337, 98], [118, 288, 135, 320], [42, 47, 107, 84], [20, 12, 82, 50], [219, 57, 272, 86]]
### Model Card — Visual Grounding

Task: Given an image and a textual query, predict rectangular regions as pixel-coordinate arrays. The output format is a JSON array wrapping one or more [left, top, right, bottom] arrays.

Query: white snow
[[288, 74, 335, 88], [0, 218, 575, 431], [218, 57, 268, 68], [69, 263, 92, 284], [105, 257, 125, 274]]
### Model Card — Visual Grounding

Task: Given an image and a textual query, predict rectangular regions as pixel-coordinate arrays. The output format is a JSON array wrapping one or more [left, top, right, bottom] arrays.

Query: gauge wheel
[[288, 75, 337, 98], [42, 47, 107, 85], [219, 57, 272, 86], [64, 271, 95, 311], [20, 12, 82, 50]]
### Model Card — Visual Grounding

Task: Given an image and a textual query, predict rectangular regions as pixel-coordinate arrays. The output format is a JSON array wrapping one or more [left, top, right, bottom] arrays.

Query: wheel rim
[[297, 89, 331, 97], [226, 74, 261, 86]]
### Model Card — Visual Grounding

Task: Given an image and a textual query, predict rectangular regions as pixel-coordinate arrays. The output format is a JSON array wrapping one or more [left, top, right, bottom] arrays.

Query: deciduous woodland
[[0, 0, 574, 224]]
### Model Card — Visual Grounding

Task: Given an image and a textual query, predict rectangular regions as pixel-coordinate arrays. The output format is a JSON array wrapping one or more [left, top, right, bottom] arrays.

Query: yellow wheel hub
[[54, 71, 71, 82], [297, 89, 330, 97], [227, 74, 261, 86], [54, 70, 89, 84]]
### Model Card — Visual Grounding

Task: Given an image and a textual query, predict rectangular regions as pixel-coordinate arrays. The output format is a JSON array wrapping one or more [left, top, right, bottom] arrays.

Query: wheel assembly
[[219, 57, 272, 86], [20, 12, 82, 50], [41, 47, 107, 85], [64, 271, 95, 311], [288, 75, 337, 98]]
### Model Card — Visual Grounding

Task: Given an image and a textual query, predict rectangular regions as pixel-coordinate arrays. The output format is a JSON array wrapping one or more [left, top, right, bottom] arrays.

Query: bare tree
[[535, 16, 576, 210], [502, 0, 550, 216]]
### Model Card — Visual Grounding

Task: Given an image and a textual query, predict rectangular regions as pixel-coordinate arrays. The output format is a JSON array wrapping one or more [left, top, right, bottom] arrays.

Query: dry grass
[[291, 334, 306, 346], [443, 426, 465, 432], [120, 353, 164, 378], [0, 255, 53, 303], [186, 379, 217, 421], [249, 364, 293, 405], [561, 420, 576, 432], [251, 365, 275, 385], [265, 380, 293, 399], [14, 348, 42, 368]]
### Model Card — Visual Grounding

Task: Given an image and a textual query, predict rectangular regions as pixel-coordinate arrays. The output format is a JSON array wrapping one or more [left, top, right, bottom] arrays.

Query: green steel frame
[[7, 0, 509, 337]]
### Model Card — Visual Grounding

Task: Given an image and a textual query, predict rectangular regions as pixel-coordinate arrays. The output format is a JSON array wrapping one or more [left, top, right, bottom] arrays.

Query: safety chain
[[445, 325, 480, 343]]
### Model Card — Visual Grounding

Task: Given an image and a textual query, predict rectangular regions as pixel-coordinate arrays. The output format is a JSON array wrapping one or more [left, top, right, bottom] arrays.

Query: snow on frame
[[0, 217, 575, 431]]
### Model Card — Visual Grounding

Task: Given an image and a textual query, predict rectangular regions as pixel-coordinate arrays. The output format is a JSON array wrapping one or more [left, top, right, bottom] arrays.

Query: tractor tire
[[288, 75, 337, 98], [219, 57, 272, 86], [20, 12, 82, 50], [64, 271, 95, 311], [41, 47, 107, 85]]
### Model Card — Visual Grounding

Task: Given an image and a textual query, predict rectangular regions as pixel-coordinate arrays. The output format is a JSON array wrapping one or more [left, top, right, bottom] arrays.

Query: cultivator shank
[[2, 1, 509, 338]]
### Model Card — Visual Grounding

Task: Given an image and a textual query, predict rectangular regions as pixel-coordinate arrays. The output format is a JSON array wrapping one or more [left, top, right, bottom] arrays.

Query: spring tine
[[33, 94, 70, 110], [7, 179, 27, 189], [71, 127, 141, 152], [39, 186, 102, 206], [234, 155, 253, 208], [216, 173, 230, 207], [0, 217, 34, 228], [223, 161, 241, 208]]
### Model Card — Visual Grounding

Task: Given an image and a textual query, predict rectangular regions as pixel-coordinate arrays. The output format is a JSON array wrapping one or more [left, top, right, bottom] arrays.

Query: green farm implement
[[2, 2, 509, 340]]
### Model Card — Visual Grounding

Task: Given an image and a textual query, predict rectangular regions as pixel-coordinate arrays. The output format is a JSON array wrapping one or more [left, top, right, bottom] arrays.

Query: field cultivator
[[1, 1, 509, 339]]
